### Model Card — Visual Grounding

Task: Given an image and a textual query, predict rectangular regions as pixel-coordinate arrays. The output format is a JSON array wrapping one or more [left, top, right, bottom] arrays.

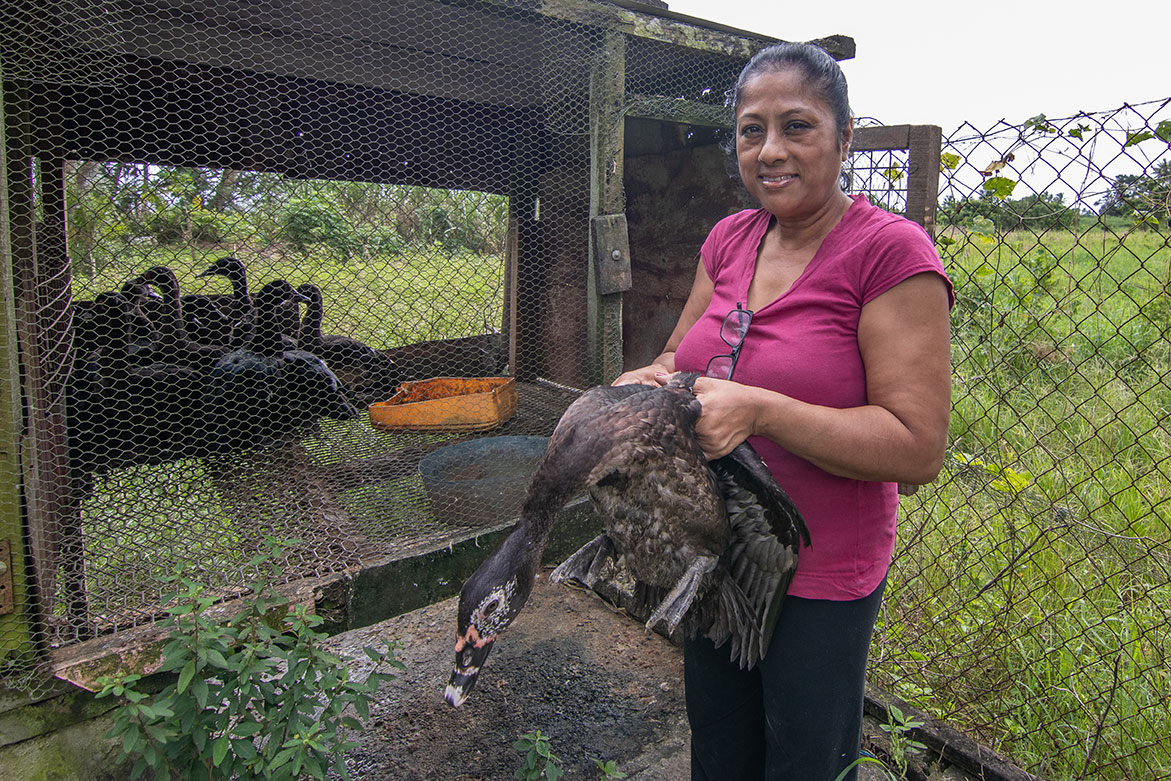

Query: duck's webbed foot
[[550, 533, 615, 588], [646, 555, 718, 635]]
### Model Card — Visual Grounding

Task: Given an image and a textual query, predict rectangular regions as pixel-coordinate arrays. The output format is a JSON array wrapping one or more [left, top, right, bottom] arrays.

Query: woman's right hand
[[612, 361, 673, 386]]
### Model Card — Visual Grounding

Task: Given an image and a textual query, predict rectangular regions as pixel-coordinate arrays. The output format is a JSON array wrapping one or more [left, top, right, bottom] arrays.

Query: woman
[[614, 43, 953, 779]]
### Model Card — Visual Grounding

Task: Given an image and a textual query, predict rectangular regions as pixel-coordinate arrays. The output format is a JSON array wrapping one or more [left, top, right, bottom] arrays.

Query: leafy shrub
[[282, 200, 358, 260], [96, 537, 402, 780], [514, 730, 563, 780]]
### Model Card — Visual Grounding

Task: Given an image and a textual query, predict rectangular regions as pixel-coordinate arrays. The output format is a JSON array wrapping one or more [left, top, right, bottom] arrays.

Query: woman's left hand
[[689, 376, 764, 459]]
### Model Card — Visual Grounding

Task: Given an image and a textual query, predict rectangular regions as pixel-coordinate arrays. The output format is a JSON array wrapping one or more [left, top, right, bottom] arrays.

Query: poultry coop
[[0, 0, 934, 695]]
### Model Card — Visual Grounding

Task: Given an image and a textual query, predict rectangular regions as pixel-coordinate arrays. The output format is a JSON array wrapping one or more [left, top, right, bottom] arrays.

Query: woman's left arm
[[692, 272, 952, 485]]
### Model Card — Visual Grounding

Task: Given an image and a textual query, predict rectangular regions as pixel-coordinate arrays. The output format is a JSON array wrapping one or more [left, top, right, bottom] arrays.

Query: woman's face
[[735, 68, 852, 222]]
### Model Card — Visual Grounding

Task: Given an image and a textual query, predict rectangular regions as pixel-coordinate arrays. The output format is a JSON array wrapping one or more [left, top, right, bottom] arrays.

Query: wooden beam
[[88, 1, 543, 108], [851, 124, 942, 238], [50, 498, 602, 691], [588, 31, 627, 385], [906, 125, 943, 239], [626, 95, 732, 127], [538, 0, 854, 61], [0, 70, 37, 661]]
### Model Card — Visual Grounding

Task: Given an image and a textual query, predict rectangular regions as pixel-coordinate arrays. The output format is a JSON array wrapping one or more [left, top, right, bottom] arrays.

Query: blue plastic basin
[[418, 435, 548, 527]]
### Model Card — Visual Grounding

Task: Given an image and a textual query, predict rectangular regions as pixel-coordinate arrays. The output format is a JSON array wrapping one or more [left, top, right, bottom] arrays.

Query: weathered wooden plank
[[907, 124, 943, 238], [539, 0, 855, 61], [99, 11, 541, 109], [588, 31, 627, 385], [851, 124, 913, 152], [48, 498, 602, 690], [851, 124, 942, 237], [0, 70, 37, 658], [626, 94, 732, 127]]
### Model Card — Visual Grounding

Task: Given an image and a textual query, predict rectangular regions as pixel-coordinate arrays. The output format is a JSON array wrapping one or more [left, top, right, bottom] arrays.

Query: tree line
[[61, 163, 510, 275], [939, 160, 1170, 234]]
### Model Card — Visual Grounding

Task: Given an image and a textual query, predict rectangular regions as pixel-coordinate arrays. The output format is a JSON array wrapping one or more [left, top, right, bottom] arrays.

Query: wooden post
[[5, 83, 88, 640], [0, 68, 38, 661], [588, 30, 626, 385], [509, 119, 544, 382], [907, 125, 942, 239]]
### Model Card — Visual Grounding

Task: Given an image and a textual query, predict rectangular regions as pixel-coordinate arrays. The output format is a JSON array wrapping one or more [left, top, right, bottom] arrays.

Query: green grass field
[[879, 227, 1171, 779]]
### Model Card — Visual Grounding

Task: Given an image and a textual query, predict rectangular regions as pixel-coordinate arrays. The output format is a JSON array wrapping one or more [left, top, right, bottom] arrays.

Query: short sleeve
[[859, 219, 955, 308]]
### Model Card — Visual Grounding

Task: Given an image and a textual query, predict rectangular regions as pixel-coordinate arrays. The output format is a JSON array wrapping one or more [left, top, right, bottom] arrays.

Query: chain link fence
[[874, 99, 1171, 779]]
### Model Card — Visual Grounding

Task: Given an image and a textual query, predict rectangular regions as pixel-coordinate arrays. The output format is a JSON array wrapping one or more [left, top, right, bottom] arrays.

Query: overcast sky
[[664, 0, 1169, 135]]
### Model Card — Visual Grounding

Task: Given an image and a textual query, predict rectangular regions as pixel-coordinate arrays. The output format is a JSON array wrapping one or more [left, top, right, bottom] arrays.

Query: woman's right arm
[[612, 258, 714, 386]]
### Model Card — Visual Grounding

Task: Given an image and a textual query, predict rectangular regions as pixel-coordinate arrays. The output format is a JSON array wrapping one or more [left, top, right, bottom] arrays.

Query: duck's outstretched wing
[[707, 442, 810, 668]]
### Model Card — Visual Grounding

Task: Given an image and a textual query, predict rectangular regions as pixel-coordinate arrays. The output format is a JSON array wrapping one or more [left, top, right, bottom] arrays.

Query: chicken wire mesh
[[0, 0, 783, 693], [5, 0, 1166, 776]]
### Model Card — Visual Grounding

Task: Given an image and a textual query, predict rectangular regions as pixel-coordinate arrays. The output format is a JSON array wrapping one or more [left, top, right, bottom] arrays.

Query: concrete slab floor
[[326, 571, 897, 780]]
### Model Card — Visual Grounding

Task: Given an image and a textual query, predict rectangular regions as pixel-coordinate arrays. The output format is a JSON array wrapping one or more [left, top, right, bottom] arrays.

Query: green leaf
[[982, 176, 1017, 199], [990, 468, 1032, 493], [234, 719, 263, 736], [1123, 130, 1155, 148], [212, 734, 231, 766], [192, 677, 209, 708], [939, 152, 960, 171], [881, 166, 904, 183], [203, 648, 230, 668], [177, 660, 196, 693], [1156, 120, 1171, 143], [1024, 113, 1055, 133]]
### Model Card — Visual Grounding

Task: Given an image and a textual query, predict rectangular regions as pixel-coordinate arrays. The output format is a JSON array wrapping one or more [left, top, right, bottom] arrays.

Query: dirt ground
[[328, 571, 693, 780]]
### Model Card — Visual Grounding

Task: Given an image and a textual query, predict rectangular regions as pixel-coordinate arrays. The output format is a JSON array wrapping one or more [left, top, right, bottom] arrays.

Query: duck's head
[[446, 533, 538, 707], [197, 256, 247, 283]]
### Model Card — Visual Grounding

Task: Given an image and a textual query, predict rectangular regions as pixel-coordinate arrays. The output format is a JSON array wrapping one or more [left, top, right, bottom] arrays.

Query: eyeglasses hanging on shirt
[[705, 303, 753, 380]]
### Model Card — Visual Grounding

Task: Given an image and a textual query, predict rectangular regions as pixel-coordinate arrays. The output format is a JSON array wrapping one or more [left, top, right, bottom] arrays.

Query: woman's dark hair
[[727, 42, 852, 144], [719, 42, 853, 199]]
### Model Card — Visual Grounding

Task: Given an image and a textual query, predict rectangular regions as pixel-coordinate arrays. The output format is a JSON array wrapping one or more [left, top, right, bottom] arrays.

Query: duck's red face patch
[[454, 624, 495, 653]]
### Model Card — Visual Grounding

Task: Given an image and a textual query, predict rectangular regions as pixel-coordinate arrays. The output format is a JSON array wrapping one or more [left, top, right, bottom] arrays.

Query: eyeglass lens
[[706, 305, 752, 379], [721, 307, 752, 347]]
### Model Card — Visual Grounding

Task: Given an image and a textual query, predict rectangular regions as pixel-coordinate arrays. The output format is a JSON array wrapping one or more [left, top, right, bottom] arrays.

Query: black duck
[[127, 265, 233, 372], [190, 255, 253, 346], [67, 291, 205, 472], [296, 283, 398, 404], [204, 280, 356, 453], [445, 373, 810, 707]]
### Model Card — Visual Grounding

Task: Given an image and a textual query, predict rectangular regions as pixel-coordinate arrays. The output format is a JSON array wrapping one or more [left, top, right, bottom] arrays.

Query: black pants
[[685, 579, 886, 781]]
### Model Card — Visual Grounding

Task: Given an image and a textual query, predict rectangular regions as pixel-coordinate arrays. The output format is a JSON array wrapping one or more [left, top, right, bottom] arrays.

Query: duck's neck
[[155, 275, 188, 345], [251, 306, 285, 357], [301, 291, 324, 351], [511, 461, 587, 566]]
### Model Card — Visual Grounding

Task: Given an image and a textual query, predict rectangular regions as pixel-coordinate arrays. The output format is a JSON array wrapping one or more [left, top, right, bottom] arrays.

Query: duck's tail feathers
[[706, 576, 765, 669]]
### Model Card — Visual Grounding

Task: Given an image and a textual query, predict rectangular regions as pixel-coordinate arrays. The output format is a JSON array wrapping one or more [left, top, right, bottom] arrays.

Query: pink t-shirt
[[676, 195, 953, 600]]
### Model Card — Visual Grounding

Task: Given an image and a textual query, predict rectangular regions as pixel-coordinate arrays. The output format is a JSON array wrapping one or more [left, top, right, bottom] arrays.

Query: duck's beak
[[444, 636, 495, 707]]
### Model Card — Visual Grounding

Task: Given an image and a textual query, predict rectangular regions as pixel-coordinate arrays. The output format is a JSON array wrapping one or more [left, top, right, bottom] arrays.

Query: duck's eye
[[483, 599, 500, 616], [460, 648, 473, 667]]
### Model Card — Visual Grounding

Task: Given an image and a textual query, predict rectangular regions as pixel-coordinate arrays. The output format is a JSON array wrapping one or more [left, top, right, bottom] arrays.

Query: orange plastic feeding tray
[[368, 377, 518, 433]]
